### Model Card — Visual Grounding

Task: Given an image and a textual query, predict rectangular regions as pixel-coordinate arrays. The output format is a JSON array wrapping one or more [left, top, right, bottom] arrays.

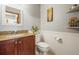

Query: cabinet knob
[[19, 41, 22, 44], [15, 41, 17, 44]]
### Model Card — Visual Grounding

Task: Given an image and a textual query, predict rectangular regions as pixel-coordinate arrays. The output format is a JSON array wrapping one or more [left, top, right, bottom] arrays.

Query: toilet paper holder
[[55, 37, 62, 41], [55, 36, 63, 44]]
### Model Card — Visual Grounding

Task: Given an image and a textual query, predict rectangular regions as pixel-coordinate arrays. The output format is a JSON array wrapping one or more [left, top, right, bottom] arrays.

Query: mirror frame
[[2, 5, 22, 26]]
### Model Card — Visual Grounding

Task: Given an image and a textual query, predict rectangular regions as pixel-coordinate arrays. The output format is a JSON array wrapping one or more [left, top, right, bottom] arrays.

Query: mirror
[[2, 5, 22, 25], [5, 11, 20, 24]]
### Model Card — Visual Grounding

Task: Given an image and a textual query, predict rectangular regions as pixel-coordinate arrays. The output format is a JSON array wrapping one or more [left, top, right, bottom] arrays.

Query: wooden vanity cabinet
[[0, 39, 17, 55], [0, 35, 35, 55], [17, 35, 35, 55]]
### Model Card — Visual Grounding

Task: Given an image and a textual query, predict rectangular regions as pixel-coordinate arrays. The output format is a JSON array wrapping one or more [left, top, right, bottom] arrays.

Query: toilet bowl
[[37, 42, 49, 53], [35, 33, 49, 54]]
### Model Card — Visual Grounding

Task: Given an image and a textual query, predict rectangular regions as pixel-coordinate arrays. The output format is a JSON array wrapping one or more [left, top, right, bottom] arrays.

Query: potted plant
[[32, 25, 40, 35]]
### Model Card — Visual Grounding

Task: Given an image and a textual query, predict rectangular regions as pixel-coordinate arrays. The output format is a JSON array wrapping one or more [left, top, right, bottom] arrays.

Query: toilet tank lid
[[37, 42, 49, 48]]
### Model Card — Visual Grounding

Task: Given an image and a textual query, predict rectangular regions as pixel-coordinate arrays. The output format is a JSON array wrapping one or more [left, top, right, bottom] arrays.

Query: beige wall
[[40, 4, 79, 33], [42, 31, 79, 55]]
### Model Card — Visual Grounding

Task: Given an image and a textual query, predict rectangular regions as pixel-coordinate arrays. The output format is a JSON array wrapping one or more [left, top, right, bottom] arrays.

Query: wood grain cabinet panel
[[0, 35, 35, 55], [0, 39, 17, 55], [19, 35, 35, 55]]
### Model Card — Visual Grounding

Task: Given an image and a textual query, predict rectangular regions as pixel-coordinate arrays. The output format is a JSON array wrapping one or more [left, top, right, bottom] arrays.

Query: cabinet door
[[18, 35, 35, 55], [0, 39, 17, 55]]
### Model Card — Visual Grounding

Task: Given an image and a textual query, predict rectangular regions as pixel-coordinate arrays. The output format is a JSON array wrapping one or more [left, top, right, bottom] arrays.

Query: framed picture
[[5, 12, 19, 24], [47, 8, 53, 22]]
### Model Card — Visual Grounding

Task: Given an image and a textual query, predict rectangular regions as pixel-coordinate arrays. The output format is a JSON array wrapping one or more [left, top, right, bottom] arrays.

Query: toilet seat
[[37, 42, 49, 48]]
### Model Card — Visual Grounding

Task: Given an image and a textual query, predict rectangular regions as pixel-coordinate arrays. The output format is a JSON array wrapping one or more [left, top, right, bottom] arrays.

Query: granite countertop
[[0, 31, 34, 41]]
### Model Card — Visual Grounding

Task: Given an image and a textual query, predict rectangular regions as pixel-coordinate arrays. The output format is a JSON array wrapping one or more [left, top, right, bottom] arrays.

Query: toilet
[[35, 34, 49, 55]]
